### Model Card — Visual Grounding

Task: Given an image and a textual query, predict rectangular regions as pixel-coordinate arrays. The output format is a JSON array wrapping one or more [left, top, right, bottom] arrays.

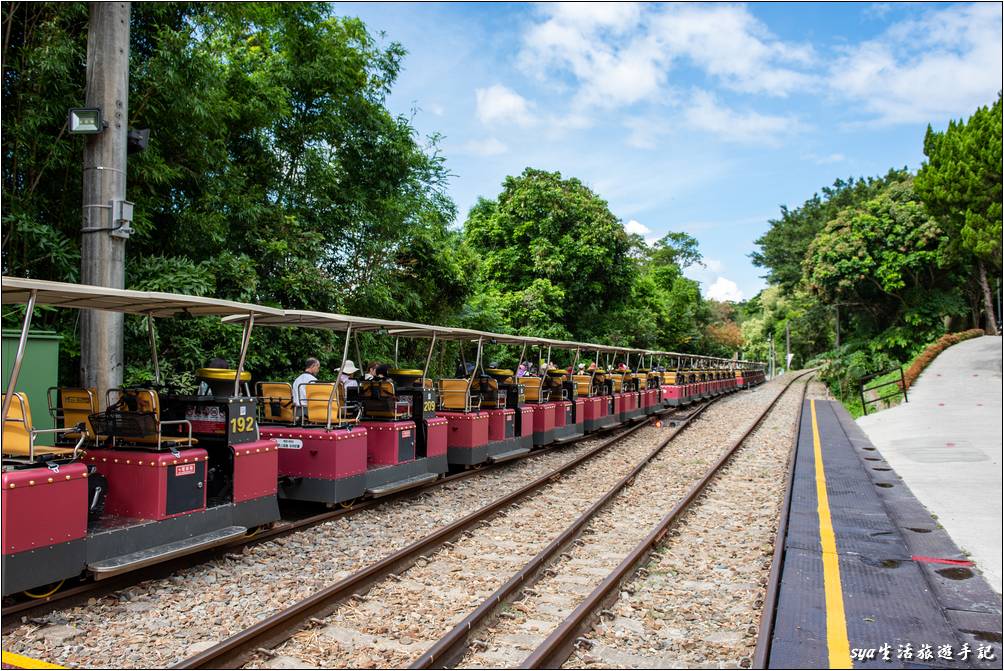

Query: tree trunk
[[977, 259, 999, 336]]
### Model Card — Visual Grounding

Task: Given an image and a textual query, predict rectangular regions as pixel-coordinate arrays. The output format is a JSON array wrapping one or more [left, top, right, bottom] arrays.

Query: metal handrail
[[858, 366, 908, 416], [158, 419, 194, 449]]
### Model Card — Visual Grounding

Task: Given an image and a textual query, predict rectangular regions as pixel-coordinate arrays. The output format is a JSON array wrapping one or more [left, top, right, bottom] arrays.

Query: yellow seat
[[2, 392, 76, 458], [607, 373, 624, 393], [96, 388, 197, 448], [544, 371, 568, 399], [521, 376, 549, 403], [360, 379, 411, 419], [258, 382, 295, 424], [572, 374, 593, 397], [662, 371, 678, 385], [304, 382, 357, 427], [472, 376, 502, 409], [48, 387, 98, 443], [438, 379, 478, 412]]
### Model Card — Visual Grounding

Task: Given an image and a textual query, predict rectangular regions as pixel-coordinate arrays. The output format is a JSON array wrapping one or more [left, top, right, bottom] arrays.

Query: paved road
[[857, 335, 1003, 593]]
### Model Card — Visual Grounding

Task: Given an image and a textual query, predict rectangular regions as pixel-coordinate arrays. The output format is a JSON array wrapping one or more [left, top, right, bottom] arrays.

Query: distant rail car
[[1, 276, 764, 598]]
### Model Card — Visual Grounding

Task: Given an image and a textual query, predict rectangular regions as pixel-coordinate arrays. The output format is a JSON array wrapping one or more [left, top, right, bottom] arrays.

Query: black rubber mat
[[768, 400, 1002, 669]]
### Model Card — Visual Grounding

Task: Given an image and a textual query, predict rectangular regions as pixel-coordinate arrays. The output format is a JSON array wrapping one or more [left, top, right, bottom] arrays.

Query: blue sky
[[337, 2, 1002, 301]]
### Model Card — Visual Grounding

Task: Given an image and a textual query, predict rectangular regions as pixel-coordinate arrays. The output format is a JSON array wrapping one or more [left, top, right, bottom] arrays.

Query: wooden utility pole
[[80, 2, 130, 401]]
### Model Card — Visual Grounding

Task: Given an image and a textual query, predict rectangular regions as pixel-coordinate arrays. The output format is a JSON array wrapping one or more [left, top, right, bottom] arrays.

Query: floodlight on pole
[[68, 107, 104, 134]]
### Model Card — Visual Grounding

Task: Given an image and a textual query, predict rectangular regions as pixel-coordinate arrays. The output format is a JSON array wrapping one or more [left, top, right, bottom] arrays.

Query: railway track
[[2, 403, 714, 668], [1, 407, 682, 624], [543, 372, 811, 669], [171, 400, 717, 669], [449, 371, 811, 669], [166, 377, 798, 670]]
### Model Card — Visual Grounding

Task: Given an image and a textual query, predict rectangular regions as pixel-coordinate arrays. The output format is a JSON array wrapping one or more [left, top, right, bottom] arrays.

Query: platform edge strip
[[1, 651, 66, 670], [810, 399, 853, 669]]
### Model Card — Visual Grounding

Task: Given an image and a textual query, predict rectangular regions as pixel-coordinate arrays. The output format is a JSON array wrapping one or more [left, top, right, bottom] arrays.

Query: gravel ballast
[[564, 375, 810, 669], [2, 433, 609, 668]]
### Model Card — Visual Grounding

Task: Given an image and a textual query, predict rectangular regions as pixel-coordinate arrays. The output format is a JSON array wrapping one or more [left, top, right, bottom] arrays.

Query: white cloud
[[704, 258, 723, 273], [705, 276, 744, 302], [683, 91, 801, 145], [475, 84, 535, 126], [829, 3, 1002, 124], [624, 219, 651, 236], [648, 5, 815, 96], [458, 137, 509, 156], [520, 3, 815, 111]]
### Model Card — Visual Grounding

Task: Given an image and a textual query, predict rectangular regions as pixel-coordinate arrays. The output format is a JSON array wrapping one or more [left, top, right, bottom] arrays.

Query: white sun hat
[[341, 359, 360, 375]]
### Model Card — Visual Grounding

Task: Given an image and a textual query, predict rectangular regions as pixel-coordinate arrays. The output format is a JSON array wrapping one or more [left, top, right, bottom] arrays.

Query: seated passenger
[[375, 363, 391, 380], [339, 360, 360, 390], [364, 361, 379, 381], [293, 357, 321, 410], [197, 357, 230, 395]]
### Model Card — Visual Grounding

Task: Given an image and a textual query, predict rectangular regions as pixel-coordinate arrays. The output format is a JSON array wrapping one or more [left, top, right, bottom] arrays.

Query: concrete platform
[[857, 336, 1002, 592], [769, 399, 1002, 669]]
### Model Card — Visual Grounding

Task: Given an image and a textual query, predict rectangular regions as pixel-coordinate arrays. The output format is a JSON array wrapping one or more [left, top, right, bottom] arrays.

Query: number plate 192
[[230, 416, 255, 433]]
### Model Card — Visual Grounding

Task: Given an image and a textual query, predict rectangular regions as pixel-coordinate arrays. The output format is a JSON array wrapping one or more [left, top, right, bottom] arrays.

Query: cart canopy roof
[[1, 277, 283, 318]]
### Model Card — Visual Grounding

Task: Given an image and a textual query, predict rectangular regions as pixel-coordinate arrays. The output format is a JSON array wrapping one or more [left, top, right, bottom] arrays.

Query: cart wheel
[[339, 498, 357, 509]]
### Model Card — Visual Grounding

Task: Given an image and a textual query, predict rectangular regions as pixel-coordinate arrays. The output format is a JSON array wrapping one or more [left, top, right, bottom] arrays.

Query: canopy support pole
[[234, 313, 254, 396], [340, 325, 353, 373], [424, 333, 437, 387], [147, 315, 161, 384], [467, 337, 483, 393]]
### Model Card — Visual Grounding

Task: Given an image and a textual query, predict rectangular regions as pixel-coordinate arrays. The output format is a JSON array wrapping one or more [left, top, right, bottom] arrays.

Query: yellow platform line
[[1, 651, 65, 669], [811, 400, 853, 669]]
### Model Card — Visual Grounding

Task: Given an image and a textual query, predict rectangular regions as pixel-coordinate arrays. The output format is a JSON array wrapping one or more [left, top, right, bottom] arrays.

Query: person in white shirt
[[339, 360, 360, 389], [293, 357, 321, 409]]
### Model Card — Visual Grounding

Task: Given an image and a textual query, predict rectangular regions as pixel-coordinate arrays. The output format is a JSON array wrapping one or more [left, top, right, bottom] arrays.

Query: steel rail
[[1, 405, 689, 622], [172, 403, 698, 669], [752, 374, 814, 668], [408, 401, 713, 669], [519, 371, 814, 669]]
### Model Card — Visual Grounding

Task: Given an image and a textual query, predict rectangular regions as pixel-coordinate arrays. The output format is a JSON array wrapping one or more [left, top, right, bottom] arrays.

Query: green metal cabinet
[[2, 329, 60, 444]]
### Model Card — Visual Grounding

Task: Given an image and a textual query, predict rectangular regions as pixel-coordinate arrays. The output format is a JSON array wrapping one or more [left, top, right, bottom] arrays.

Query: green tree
[[916, 93, 1002, 335], [2, 3, 465, 382], [751, 170, 910, 291], [463, 168, 635, 340], [802, 176, 965, 357]]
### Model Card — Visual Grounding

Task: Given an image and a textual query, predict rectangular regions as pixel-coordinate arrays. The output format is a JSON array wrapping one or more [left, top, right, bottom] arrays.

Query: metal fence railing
[[858, 367, 908, 416]]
